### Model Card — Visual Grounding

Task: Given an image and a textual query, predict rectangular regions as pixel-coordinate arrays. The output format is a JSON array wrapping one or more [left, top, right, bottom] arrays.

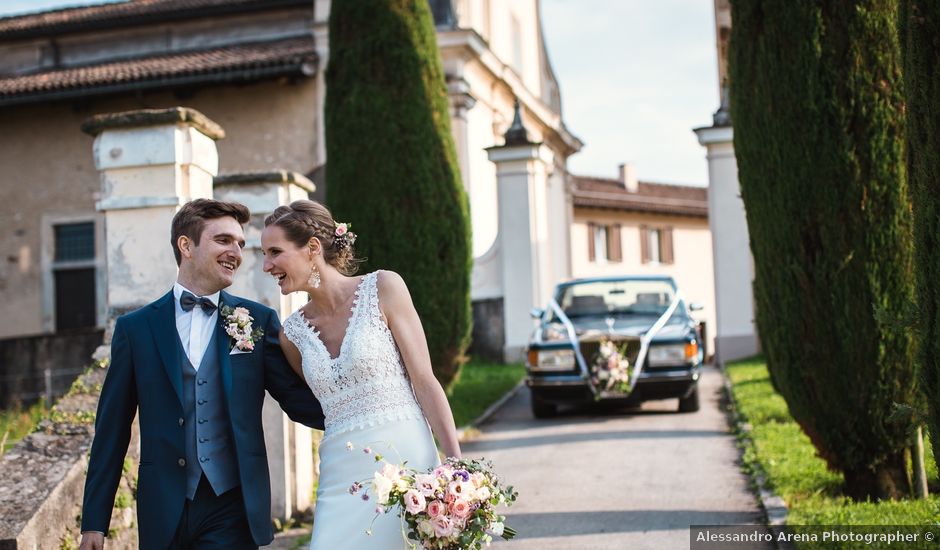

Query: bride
[[260, 200, 461, 548]]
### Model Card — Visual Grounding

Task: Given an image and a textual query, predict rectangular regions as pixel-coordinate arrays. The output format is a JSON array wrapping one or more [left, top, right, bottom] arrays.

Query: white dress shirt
[[173, 283, 220, 370]]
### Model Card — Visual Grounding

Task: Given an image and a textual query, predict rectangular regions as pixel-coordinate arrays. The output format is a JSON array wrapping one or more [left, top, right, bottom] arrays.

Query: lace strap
[[281, 310, 305, 349], [360, 271, 383, 325]]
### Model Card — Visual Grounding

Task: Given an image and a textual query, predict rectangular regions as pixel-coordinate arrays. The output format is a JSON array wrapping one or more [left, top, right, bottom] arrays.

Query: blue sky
[[0, 0, 719, 186]]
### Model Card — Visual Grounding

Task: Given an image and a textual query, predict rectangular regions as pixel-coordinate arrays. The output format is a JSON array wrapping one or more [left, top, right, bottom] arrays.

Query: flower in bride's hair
[[335, 223, 349, 236]]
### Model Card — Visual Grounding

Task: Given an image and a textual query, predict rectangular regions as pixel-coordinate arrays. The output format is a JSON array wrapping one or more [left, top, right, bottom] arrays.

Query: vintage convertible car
[[525, 275, 705, 418]]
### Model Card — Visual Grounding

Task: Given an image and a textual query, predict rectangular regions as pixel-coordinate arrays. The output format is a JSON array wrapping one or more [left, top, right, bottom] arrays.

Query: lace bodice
[[282, 271, 426, 436]]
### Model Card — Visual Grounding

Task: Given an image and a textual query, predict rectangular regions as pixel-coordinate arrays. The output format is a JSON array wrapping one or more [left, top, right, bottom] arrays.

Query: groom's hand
[[79, 532, 105, 550]]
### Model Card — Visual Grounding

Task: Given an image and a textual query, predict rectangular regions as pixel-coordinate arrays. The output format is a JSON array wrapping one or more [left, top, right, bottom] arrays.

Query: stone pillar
[[214, 170, 317, 520], [82, 107, 224, 318], [486, 101, 554, 362], [447, 74, 476, 190], [694, 113, 759, 365]]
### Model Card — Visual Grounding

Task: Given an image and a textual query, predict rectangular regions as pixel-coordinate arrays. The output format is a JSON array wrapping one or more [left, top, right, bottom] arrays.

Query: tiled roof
[[0, 36, 316, 106], [572, 175, 708, 218], [0, 0, 309, 40]]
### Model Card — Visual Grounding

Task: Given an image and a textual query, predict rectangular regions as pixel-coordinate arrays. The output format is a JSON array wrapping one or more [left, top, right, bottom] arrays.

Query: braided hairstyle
[[263, 200, 362, 276]]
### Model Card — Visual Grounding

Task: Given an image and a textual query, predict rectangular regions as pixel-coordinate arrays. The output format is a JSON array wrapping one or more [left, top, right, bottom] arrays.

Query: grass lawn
[[726, 357, 940, 548], [447, 358, 525, 428], [0, 399, 48, 455]]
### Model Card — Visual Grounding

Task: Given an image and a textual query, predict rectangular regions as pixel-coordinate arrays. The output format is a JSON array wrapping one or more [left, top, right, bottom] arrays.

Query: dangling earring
[[308, 263, 321, 289]]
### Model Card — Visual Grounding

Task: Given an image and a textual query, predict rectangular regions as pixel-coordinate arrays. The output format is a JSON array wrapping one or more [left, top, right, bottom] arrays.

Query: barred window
[[52, 222, 96, 331]]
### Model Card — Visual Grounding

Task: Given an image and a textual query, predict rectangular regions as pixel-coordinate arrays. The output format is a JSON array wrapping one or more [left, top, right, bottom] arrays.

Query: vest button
[[197, 399, 207, 405], [178, 458, 186, 467], [198, 419, 207, 424], [198, 379, 207, 385], [200, 456, 209, 463], [178, 417, 184, 426], [199, 437, 209, 443]]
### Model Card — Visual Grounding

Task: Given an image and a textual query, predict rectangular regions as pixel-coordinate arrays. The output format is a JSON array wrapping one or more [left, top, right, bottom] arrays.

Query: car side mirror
[[689, 302, 704, 312], [530, 308, 545, 319]]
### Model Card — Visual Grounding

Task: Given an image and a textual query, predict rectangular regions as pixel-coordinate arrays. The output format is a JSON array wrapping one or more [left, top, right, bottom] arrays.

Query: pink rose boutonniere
[[221, 305, 264, 351]]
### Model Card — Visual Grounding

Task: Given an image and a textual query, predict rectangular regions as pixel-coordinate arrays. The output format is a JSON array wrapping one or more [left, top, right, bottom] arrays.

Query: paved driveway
[[461, 365, 771, 549]]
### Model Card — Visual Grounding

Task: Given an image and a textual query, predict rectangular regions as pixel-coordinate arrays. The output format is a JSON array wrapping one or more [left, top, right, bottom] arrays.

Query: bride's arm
[[377, 270, 461, 458]]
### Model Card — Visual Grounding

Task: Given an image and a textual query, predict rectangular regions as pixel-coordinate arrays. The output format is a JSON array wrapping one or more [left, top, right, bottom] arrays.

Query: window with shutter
[[640, 225, 650, 263], [609, 224, 622, 262], [662, 227, 675, 264], [587, 222, 596, 261]]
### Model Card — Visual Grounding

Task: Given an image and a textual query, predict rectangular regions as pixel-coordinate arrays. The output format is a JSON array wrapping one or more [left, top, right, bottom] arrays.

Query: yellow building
[[570, 165, 715, 356]]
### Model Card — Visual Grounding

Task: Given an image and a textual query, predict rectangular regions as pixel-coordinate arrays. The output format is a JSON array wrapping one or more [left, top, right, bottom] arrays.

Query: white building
[[693, 0, 759, 364]]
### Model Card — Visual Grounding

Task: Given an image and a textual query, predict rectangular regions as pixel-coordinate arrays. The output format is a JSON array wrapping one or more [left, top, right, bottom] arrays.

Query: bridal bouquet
[[590, 337, 635, 397], [348, 451, 517, 549]]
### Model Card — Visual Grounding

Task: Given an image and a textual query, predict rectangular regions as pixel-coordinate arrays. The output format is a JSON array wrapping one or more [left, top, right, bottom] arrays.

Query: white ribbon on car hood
[[548, 290, 684, 397]]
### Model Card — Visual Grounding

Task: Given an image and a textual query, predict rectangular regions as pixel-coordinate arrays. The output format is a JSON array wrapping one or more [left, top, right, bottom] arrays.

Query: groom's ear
[[178, 235, 193, 260]]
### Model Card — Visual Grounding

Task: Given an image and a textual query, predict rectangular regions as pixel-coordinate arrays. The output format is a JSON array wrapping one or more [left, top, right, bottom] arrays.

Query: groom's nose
[[227, 242, 243, 263]]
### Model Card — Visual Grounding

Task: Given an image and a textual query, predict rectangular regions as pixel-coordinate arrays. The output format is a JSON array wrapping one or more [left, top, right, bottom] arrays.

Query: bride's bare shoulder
[[374, 270, 413, 310]]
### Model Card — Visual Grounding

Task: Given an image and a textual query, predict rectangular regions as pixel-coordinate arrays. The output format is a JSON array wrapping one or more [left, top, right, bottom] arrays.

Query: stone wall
[[0, 328, 103, 409], [469, 298, 505, 363], [0, 343, 139, 550]]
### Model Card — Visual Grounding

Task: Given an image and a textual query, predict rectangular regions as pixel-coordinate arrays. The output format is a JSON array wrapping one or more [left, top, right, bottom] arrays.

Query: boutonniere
[[221, 305, 264, 351]]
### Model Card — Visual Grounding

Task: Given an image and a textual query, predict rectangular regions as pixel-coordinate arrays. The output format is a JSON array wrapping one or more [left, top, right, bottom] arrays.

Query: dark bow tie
[[179, 291, 216, 313]]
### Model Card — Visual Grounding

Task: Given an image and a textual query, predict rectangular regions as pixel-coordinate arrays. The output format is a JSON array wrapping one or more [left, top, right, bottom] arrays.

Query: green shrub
[[730, 1, 917, 500], [899, 0, 940, 473], [325, 0, 472, 389]]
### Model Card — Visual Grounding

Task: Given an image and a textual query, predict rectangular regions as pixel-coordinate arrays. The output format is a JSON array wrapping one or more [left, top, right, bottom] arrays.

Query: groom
[[80, 199, 324, 550]]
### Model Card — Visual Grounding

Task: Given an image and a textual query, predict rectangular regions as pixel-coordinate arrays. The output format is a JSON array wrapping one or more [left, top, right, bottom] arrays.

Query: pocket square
[[230, 347, 252, 355]]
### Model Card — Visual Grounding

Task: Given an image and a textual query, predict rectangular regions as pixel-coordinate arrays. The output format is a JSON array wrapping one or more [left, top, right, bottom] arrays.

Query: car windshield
[[554, 279, 681, 319]]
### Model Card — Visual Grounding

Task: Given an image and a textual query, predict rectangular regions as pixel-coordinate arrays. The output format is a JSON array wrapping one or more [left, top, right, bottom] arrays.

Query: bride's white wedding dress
[[282, 271, 440, 549]]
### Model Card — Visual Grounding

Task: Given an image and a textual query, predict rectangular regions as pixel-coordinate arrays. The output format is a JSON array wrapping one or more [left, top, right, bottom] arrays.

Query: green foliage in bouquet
[[899, 0, 940, 473], [729, 1, 918, 500], [325, 0, 472, 389]]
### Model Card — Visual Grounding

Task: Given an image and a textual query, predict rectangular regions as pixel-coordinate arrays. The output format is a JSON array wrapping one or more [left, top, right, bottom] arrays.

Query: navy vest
[[179, 328, 240, 500]]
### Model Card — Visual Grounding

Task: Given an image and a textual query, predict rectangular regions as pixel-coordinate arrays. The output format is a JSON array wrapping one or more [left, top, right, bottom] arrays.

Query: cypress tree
[[730, 1, 917, 499], [900, 0, 940, 465], [324, 0, 472, 388]]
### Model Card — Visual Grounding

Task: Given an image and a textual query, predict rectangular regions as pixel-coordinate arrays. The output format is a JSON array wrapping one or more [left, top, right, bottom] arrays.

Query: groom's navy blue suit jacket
[[81, 290, 324, 549]]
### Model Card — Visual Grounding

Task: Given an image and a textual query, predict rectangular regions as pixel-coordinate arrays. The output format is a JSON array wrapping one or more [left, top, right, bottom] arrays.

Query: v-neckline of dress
[[300, 273, 369, 363]]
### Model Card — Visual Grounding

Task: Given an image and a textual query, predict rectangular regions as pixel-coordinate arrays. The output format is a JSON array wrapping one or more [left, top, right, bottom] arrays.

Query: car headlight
[[539, 324, 568, 342], [528, 349, 576, 371], [648, 342, 698, 366]]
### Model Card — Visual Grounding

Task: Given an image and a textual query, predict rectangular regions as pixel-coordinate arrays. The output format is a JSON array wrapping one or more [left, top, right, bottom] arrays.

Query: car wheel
[[678, 383, 700, 413], [530, 393, 558, 419]]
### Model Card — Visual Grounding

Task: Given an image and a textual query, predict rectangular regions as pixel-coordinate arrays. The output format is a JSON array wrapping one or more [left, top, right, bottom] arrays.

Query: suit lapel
[[217, 291, 235, 400], [147, 291, 184, 406]]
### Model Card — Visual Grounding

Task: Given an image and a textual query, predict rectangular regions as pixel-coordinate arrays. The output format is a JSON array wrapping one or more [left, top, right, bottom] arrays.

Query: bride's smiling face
[[261, 224, 314, 294]]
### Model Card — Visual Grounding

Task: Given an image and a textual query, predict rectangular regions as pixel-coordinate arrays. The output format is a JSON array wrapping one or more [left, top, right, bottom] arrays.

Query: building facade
[[692, 0, 760, 365], [0, 0, 581, 363], [569, 166, 716, 356]]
